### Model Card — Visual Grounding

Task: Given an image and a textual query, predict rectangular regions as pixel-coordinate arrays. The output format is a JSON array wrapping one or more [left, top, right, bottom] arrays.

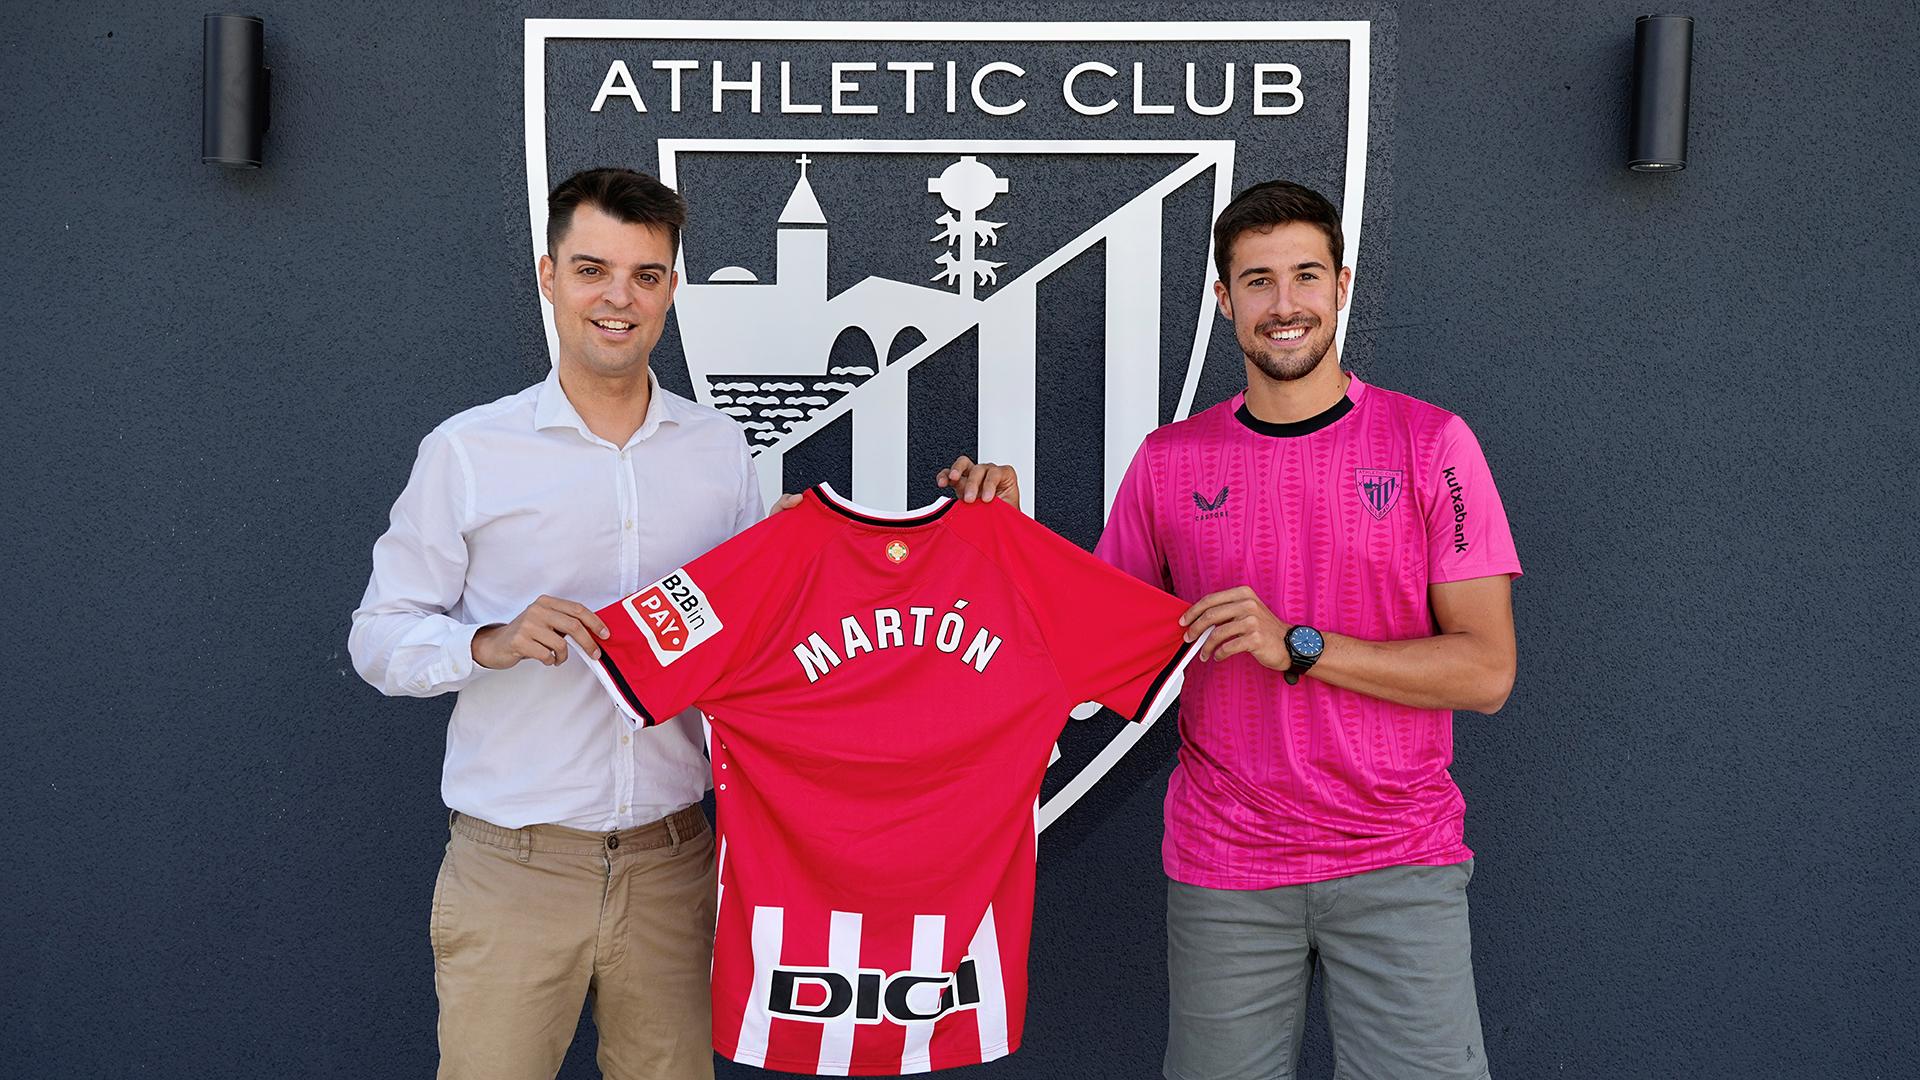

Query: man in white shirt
[[350, 168, 758, 1080]]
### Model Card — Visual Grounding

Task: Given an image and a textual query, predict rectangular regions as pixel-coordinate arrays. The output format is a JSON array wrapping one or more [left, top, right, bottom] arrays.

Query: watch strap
[[1282, 626, 1321, 686]]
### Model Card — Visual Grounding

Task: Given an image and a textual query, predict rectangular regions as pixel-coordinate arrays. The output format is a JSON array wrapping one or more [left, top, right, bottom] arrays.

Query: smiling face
[[1213, 221, 1352, 384], [537, 205, 679, 381]]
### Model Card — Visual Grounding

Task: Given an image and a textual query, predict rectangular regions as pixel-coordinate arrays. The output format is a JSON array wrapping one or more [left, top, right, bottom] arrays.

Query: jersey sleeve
[[588, 513, 792, 727], [976, 501, 1204, 724], [1425, 414, 1523, 583], [1093, 440, 1173, 590]]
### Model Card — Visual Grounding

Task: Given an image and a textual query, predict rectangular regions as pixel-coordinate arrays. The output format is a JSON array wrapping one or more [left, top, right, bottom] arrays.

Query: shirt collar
[[1229, 371, 1367, 438], [534, 364, 682, 447]]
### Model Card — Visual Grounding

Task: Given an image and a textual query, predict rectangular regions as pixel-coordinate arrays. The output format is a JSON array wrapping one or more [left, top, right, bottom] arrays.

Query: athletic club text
[[590, 58, 1305, 118]]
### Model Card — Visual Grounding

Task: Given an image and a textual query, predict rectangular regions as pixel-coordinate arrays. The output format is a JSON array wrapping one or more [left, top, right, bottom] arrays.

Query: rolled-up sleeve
[[349, 429, 490, 698]]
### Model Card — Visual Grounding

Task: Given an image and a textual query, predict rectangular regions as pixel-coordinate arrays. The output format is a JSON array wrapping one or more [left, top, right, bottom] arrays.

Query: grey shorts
[[1164, 860, 1489, 1080]]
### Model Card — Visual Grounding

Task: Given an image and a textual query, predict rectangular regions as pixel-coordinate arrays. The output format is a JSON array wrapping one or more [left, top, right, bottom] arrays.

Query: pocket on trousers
[[429, 840, 455, 968]]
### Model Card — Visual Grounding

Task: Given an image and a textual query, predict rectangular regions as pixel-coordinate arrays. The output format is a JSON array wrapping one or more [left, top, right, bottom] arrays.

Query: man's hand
[[934, 455, 1021, 509], [1180, 586, 1291, 669], [471, 595, 610, 669], [770, 492, 806, 514]]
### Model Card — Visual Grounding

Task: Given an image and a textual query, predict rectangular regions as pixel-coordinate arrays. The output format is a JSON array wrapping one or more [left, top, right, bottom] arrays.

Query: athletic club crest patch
[[1355, 468, 1403, 520]]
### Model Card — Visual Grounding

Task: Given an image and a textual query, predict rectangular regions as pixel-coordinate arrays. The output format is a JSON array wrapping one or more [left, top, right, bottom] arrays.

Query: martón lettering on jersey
[[789, 599, 1004, 684]]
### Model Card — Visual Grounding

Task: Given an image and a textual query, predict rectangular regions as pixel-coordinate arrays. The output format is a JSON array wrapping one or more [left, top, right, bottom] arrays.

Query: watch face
[[1287, 625, 1325, 658]]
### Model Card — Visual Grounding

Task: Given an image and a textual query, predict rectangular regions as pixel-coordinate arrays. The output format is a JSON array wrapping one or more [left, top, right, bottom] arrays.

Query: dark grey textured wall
[[4, 2, 1915, 1078]]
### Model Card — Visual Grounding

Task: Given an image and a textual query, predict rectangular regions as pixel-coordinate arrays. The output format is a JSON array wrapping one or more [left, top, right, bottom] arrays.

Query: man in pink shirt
[[943, 180, 1520, 1080]]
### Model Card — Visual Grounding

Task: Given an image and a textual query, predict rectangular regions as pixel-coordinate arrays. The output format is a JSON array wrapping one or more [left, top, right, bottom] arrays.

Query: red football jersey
[[588, 484, 1202, 1075]]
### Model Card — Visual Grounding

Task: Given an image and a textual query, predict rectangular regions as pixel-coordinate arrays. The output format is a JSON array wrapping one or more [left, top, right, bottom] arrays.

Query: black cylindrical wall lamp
[[1629, 14, 1693, 172], [203, 14, 270, 168]]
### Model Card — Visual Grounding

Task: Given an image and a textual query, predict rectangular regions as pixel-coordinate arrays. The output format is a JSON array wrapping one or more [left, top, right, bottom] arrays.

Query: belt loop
[[516, 826, 532, 864], [666, 813, 682, 854]]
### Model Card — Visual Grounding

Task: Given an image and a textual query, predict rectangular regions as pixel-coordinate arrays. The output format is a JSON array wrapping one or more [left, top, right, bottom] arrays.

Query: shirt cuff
[[587, 651, 660, 729], [1125, 626, 1209, 724], [442, 621, 484, 682], [1428, 561, 1523, 584], [399, 622, 487, 695]]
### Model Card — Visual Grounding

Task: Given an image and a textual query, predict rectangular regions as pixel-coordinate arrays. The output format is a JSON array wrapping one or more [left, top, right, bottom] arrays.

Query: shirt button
[[619, 450, 630, 461], [619, 804, 629, 814], [624, 519, 634, 530], [719, 783, 727, 792], [621, 735, 630, 745], [719, 763, 727, 770]]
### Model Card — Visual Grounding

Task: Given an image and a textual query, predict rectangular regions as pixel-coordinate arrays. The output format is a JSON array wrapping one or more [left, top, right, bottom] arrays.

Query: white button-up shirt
[[350, 366, 762, 830]]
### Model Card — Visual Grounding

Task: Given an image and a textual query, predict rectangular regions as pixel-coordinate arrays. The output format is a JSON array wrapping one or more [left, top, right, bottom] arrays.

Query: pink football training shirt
[[1096, 373, 1521, 888]]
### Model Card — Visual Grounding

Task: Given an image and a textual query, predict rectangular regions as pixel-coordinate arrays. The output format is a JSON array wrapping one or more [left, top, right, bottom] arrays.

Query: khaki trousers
[[431, 806, 716, 1080]]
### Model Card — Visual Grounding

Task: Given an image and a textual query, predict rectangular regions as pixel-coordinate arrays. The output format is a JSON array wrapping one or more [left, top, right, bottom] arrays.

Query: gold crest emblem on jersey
[[885, 540, 909, 563]]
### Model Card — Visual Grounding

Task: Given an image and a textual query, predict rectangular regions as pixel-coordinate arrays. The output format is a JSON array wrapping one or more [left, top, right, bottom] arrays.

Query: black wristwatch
[[1282, 625, 1325, 686]]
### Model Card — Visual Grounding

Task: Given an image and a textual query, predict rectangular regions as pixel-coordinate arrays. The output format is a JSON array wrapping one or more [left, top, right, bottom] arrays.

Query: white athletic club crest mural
[[526, 18, 1376, 831]]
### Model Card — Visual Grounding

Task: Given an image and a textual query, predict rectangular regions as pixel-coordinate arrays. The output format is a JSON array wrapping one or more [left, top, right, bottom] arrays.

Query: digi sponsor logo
[[1442, 466, 1469, 553], [622, 570, 722, 666], [1355, 468, 1402, 520], [769, 957, 982, 1026]]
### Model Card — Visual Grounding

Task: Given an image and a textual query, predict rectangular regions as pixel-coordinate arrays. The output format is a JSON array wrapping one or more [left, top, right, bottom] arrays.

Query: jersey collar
[[810, 483, 954, 528], [1232, 371, 1366, 438]]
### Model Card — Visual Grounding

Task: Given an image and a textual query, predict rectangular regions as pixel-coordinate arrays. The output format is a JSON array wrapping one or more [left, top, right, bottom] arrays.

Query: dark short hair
[[1212, 180, 1344, 284], [547, 167, 687, 257]]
